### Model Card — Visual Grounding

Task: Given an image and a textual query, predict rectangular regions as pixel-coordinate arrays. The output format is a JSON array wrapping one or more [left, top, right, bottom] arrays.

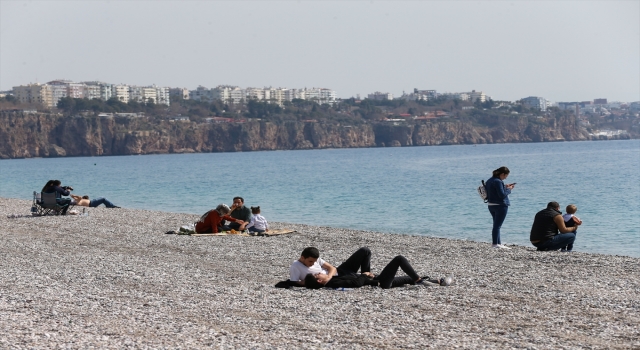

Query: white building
[[468, 90, 486, 103], [440, 92, 470, 101], [521, 96, 548, 111], [155, 86, 170, 106], [112, 85, 130, 103]]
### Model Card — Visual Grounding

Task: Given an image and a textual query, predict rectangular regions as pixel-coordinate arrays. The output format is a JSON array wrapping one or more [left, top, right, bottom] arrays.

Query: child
[[562, 204, 583, 252], [246, 206, 269, 234]]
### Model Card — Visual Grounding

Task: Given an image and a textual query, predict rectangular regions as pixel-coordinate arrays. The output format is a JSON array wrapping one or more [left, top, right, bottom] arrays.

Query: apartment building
[[367, 91, 394, 101], [12, 83, 53, 107], [468, 90, 486, 103], [169, 87, 190, 100], [521, 96, 548, 111], [112, 85, 130, 103], [440, 92, 470, 101]]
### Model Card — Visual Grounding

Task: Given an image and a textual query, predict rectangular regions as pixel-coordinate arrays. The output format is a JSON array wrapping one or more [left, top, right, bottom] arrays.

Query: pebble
[[1, 197, 638, 348]]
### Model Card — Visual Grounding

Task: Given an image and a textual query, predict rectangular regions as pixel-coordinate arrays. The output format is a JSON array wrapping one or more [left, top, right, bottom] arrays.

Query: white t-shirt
[[289, 258, 327, 282], [246, 214, 268, 230]]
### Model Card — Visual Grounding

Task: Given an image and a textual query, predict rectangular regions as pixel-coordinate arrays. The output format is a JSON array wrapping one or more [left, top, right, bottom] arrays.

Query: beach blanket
[[191, 229, 298, 237], [167, 225, 298, 237]]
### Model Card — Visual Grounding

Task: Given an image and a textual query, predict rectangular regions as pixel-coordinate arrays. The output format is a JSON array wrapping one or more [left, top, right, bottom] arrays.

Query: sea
[[1, 140, 638, 257]]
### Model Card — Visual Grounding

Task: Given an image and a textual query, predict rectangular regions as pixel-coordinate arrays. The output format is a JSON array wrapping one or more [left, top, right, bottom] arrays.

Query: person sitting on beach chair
[[41, 180, 73, 215], [70, 194, 120, 208], [195, 204, 246, 234], [290, 247, 453, 289]]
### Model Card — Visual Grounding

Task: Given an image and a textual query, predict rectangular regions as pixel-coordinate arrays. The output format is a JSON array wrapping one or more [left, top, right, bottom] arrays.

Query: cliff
[[0, 111, 618, 159]]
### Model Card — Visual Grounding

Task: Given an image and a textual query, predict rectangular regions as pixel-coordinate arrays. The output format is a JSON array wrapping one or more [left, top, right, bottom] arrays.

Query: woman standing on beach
[[485, 166, 515, 249]]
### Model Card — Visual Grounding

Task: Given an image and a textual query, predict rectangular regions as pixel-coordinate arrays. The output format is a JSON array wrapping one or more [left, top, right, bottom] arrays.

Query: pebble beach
[[1, 197, 638, 349]]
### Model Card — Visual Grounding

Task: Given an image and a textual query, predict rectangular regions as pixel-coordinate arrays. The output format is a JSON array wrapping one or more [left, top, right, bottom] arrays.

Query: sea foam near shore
[[1, 197, 638, 349]]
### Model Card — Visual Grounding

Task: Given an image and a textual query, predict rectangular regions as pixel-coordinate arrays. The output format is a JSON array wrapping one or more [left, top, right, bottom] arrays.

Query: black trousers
[[376, 255, 420, 289], [336, 247, 371, 276]]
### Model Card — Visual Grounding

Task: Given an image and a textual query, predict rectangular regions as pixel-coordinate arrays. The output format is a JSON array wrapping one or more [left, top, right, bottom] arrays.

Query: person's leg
[[227, 222, 242, 230], [489, 206, 508, 245], [566, 230, 576, 252], [89, 198, 104, 207], [336, 247, 371, 276], [248, 227, 265, 233], [536, 233, 576, 251], [57, 198, 71, 215], [376, 255, 421, 289]]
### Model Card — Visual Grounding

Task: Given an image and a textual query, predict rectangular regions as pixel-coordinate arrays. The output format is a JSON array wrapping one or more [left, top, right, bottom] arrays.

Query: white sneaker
[[492, 244, 511, 249]]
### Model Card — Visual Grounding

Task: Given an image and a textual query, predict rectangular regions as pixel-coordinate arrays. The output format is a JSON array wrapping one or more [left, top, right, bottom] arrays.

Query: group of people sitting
[[195, 196, 269, 234], [286, 246, 454, 289], [41, 180, 120, 215]]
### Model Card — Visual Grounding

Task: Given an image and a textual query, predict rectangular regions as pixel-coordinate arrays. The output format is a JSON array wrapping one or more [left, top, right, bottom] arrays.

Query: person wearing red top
[[195, 204, 245, 233]]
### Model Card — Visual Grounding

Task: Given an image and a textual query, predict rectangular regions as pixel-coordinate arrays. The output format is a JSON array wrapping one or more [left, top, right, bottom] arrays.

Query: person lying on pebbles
[[290, 246, 453, 289]]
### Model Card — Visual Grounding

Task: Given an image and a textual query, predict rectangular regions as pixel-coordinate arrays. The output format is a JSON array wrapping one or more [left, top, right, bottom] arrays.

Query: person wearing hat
[[195, 204, 245, 234]]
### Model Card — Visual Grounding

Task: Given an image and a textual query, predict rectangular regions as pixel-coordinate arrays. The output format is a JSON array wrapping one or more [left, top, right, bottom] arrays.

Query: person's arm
[[573, 216, 583, 225], [497, 181, 512, 199], [315, 262, 337, 285], [56, 186, 71, 196], [222, 215, 238, 223], [70, 194, 81, 201], [554, 215, 578, 233], [289, 263, 305, 286], [245, 216, 255, 229]]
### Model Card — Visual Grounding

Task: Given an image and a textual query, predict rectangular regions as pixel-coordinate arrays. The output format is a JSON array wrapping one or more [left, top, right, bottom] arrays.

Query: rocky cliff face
[[0, 111, 615, 159]]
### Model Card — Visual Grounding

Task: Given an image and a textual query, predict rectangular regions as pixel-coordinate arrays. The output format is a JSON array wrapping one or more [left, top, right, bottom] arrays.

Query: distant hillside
[[1, 110, 629, 159]]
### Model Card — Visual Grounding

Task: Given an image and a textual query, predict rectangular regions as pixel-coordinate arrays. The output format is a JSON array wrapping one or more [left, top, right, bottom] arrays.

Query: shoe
[[492, 244, 510, 249], [112, 206, 121, 208], [419, 280, 439, 287], [439, 275, 454, 286]]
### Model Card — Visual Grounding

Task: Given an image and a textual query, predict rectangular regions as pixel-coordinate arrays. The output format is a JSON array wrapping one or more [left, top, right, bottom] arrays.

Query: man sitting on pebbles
[[290, 246, 453, 289]]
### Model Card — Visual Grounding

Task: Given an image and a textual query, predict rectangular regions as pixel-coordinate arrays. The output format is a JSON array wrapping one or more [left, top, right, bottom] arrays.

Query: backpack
[[477, 180, 488, 203]]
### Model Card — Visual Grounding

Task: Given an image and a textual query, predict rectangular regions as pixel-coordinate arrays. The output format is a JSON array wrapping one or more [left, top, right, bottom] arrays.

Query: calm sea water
[[1, 140, 638, 257]]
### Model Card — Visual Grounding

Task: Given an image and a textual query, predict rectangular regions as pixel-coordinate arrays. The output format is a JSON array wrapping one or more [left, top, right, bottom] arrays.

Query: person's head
[[299, 247, 320, 267], [232, 197, 244, 207], [82, 195, 89, 200], [52, 180, 61, 186], [304, 273, 324, 289], [566, 204, 578, 214], [547, 201, 560, 210], [42, 180, 55, 191], [251, 206, 260, 215], [492, 166, 510, 179], [215, 204, 231, 216]]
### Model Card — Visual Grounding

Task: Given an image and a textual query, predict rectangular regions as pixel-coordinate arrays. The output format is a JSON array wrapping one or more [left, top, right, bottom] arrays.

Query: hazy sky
[[1, 1, 638, 102]]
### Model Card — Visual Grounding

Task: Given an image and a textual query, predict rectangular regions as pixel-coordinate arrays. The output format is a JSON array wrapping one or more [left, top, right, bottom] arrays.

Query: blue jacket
[[43, 185, 70, 199], [485, 176, 511, 206]]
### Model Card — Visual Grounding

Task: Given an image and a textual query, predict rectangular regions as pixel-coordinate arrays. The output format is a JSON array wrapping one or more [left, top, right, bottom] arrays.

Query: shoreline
[[1, 197, 639, 348]]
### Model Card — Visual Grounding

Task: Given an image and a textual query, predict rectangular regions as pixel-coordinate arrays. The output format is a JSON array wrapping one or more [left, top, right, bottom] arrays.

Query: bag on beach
[[477, 180, 488, 203]]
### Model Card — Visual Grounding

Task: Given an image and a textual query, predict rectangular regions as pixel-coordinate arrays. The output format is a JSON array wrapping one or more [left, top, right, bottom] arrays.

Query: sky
[[1, 1, 638, 102]]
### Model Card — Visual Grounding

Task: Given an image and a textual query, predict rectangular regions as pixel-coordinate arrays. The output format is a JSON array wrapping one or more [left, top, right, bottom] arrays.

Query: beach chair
[[32, 191, 69, 216]]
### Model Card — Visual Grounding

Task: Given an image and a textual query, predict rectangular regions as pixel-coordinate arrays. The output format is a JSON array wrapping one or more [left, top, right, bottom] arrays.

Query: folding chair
[[32, 191, 69, 216]]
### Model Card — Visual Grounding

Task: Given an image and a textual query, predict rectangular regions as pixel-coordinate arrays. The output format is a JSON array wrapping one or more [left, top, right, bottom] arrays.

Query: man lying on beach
[[290, 247, 453, 289], [70, 194, 120, 208]]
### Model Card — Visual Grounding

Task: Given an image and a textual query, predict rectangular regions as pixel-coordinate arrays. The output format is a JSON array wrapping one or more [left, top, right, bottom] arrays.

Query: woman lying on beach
[[195, 204, 246, 234], [304, 255, 453, 289]]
